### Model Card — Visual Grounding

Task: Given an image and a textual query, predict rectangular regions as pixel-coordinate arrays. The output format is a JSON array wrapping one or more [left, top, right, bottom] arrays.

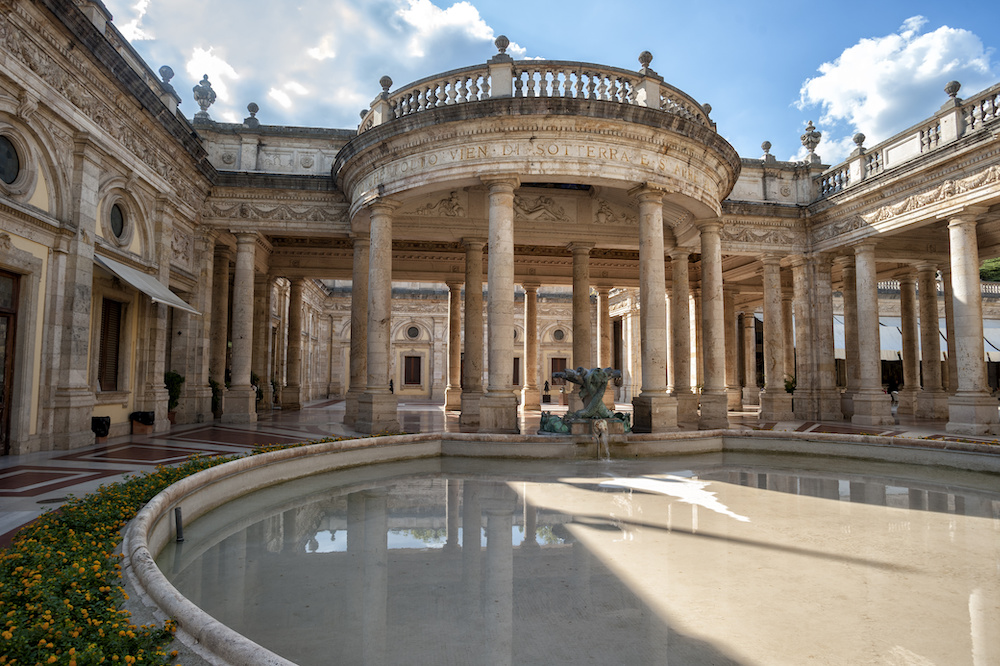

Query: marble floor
[[1, 399, 997, 548]]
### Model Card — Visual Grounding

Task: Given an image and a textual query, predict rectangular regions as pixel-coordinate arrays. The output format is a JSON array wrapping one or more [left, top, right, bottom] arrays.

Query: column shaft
[[724, 288, 741, 410], [813, 255, 843, 420], [444, 282, 463, 410], [597, 286, 615, 409], [840, 257, 860, 417], [851, 243, 894, 425], [283, 279, 303, 410], [742, 312, 759, 405], [521, 284, 541, 410], [697, 220, 729, 429], [671, 249, 696, 422], [569, 243, 594, 412], [344, 237, 368, 427], [760, 255, 793, 421], [916, 265, 948, 418], [222, 233, 257, 423], [460, 239, 485, 428], [897, 273, 919, 415]]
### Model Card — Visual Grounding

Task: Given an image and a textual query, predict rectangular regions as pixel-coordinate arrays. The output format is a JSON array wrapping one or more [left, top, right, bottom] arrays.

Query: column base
[[479, 392, 519, 434], [793, 389, 818, 420], [742, 386, 760, 406], [916, 390, 950, 420], [674, 392, 699, 424], [281, 384, 302, 411], [521, 386, 541, 412], [896, 387, 919, 415], [946, 392, 1000, 435], [727, 386, 741, 411], [816, 388, 844, 421], [840, 390, 855, 418], [632, 392, 677, 433], [221, 385, 258, 424], [356, 392, 399, 435], [459, 391, 483, 429], [344, 389, 360, 427], [444, 386, 463, 411], [699, 392, 730, 429], [759, 389, 794, 421], [851, 390, 895, 426]]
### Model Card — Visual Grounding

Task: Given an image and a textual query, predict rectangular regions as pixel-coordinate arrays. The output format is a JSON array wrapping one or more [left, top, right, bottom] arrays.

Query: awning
[[94, 254, 201, 315]]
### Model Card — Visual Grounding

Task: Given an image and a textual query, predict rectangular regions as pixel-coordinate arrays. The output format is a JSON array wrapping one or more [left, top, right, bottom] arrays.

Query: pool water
[[157, 453, 1000, 665]]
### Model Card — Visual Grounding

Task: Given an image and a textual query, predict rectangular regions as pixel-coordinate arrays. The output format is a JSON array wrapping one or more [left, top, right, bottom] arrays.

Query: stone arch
[[0, 109, 69, 219]]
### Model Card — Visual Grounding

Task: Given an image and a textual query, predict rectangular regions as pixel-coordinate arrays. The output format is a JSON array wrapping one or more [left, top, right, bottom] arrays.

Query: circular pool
[[145, 445, 1000, 665]]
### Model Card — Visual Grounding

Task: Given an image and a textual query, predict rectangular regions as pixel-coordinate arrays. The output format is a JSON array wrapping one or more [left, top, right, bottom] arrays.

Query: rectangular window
[[404, 355, 422, 385], [513, 357, 521, 387], [551, 357, 567, 385], [98, 299, 122, 391]]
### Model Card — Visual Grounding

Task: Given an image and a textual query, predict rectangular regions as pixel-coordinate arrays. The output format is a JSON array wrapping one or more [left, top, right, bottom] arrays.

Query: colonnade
[[204, 197, 997, 437]]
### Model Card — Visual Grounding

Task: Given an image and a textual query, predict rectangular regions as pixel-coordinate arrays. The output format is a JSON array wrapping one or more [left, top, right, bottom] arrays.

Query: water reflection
[[160, 456, 1000, 666]]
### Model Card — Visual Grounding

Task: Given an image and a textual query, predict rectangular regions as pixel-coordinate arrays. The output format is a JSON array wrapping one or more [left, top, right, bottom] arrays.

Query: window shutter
[[98, 299, 121, 391]]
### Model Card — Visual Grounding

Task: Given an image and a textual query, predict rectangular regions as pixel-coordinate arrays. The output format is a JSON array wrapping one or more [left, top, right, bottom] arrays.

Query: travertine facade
[[2, 1, 1000, 453]]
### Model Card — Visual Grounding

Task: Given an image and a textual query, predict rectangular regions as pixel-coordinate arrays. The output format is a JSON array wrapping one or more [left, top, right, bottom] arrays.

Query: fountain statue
[[539, 366, 632, 436]]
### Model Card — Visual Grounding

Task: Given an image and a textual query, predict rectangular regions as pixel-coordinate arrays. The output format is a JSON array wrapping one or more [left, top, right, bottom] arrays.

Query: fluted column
[[696, 219, 728, 429], [760, 254, 793, 421], [946, 212, 999, 434], [741, 312, 759, 405], [444, 281, 463, 411], [813, 254, 843, 420], [521, 283, 541, 410], [915, 264, 947, 418], [724, 287, 741, 410], [631, 186, 676, 432], [597, 286, 615, 409], [671, 248, 696, 423], [357, 200, 400, 434], [344, 237, 369, 427], [480, 176, 519, 433], [851, 242, 894, 425], [283, 279, 303, 410], [209, 245, 232, 411], [569, 242, 594, 412], [460, 238, 485, 429], [897, 271, 920, 415], [223, 233, 257, 423], [839, 256, 861, 417]]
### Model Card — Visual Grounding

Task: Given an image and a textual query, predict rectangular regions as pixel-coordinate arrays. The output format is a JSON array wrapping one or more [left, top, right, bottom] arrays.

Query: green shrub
[[163, 372, 185, 412]]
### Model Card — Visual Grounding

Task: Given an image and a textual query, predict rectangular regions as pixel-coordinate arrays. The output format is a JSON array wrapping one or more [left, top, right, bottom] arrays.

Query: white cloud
[[397, 0, 493, 58], [797, 16, 996, 163], [185, 47, 240, 117], [116, 0, 152, 41], [307, 35, 337, 61], [268, 88, 293, 109]]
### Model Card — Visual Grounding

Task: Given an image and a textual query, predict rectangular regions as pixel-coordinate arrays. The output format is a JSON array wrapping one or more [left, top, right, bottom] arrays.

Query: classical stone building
[[2, 0, 1000, 454]]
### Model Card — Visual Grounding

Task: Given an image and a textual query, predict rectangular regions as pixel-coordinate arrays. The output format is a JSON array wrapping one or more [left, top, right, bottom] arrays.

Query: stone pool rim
[[121, 430, 1000, 666]]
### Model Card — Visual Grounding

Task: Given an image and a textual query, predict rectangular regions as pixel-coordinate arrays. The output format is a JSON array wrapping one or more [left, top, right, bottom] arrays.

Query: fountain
[[539, 366, 631, 439]]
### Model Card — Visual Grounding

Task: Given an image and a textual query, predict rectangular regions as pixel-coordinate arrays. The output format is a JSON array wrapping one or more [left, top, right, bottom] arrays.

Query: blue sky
[[104, 0, 999, 164]]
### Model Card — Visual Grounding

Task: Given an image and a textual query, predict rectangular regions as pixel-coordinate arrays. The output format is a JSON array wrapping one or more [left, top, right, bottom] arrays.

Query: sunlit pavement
[[1, 398, 996, 547]]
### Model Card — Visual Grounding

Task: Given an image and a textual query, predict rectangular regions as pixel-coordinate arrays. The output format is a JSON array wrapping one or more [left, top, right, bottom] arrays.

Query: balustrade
[[819, 166, 850, 196], [964, 89, 998, 131], [920, 122, 941, 152]]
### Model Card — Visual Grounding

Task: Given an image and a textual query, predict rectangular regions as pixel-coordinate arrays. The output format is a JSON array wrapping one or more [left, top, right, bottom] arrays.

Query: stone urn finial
[[800, 120, 822, 164], [495, 35, 510, 54], [158, 65, 174, 85], [638, 51, 653, 69], [379, 75, 393, 93], [360, 109, 368, 120], [853, 132, 865, 147], [944, 80, 961, 98], [243, 102, 260, 128], [761, 140, 775, 163], [192, 75, 216, 119]]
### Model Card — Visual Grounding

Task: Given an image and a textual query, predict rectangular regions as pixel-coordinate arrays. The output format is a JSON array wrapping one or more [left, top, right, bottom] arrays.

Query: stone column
[[630, 186, 676, 432], [283, 279, 303, 410], [760, 254, 793, 421], [597, 286, 615, 409], [851, 243, 894, 425], [521, 283, 541, 410], [790, 257, 817, 419], [481, 483, 517, 666], [344, 237, 369, 427], [252, 274, 274, 410], [946, 213, 999, 434], [209, 245, 231, 394], [176, 230, 215, 424], [813, 255, 843, 420], [896, 271, 920, 414], [724, 287, 741, 410], [569, 242, 594, 412], [781, 289, 795, 385], [941, 268, 959, 393], [357, 200, 400, 434], [460, 238, 485, 429], [839, 256, 861, 417], [696, 220, 729, 429], [671, 249, 696, 423], [444, 281, 463, 411], [480, 176, 519, 433], [742, 312, 759, 406], [361, 489, 388, 666], [223, 233, 257, 423], [915, 265, 947, 418]]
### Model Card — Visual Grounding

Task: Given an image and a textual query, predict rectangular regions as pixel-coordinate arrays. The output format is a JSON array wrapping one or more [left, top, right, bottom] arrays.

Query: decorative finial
[[853, 133, 865, 147], [944, 80, 961, 98], [192, 75, 216, 119], [761, 140, 775, 163], [702, 103, 712, 116], [495, 35, 510, 54], [158, 65, 174, 84], [800, 120, 822, 164], [243, 102, 259, 128], [360, 109, 368, 120], [379, 75, 393, 93], [638, 51, 653, 69]]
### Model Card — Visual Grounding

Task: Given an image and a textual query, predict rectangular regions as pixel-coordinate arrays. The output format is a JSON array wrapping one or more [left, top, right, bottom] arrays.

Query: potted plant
[[164, 371, 185, 424]]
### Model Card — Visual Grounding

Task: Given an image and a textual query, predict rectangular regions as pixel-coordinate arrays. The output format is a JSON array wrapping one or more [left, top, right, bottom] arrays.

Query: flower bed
[[0, 437, 350, 665]]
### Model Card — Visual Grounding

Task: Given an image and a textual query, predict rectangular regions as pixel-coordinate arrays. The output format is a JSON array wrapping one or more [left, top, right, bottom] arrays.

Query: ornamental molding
[[594, 198, 637, 225], [514, 194, 568, 222], [719, 221, 801, 246], [811, 215, 869, 243], [859, 164, 1000, 225], [411, 191, 466, 217], [0, 11, 207, 210], [201, 200, 346, 223]]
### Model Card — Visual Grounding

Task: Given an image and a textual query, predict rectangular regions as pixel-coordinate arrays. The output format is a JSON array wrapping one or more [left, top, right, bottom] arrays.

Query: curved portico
[[333, 44, 741, 433]]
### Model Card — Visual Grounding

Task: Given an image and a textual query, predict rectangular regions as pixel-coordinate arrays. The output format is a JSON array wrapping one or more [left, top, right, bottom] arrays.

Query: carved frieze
[[514, 195, 568, 221], [719, 224, 796, 246], [811, 215, 870, 243], [202, 200, 345, 223], [171, 229, 191, 268], [413, 191, 465, 217], [859, 165, 1000, 225], [594, 199, 637, 225]]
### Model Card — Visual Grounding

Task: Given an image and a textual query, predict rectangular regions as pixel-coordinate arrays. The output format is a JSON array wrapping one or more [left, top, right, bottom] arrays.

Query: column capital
[[462, 236, 487, 250], [350, 233, 370, 248], [761, 252, 782, 267], [913, 261, 937, 275], [567, 241, 595, 255], [668, 247, 690, 262], [367, 197, 402, 214], [595, 285, 612, 295], [834, 254, 855, 268], [940, 205, 988, 226], [480, 174, 520, 191], [896, 269, 917, 286], [520, 282, 540, 292], [788, 253, 809, 268], [627, 183, 665, 201], [213, 244, 234, 261], [445, 280, 463, 290], [852, 240, 878, 255], [693, 217, 723, 233]]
